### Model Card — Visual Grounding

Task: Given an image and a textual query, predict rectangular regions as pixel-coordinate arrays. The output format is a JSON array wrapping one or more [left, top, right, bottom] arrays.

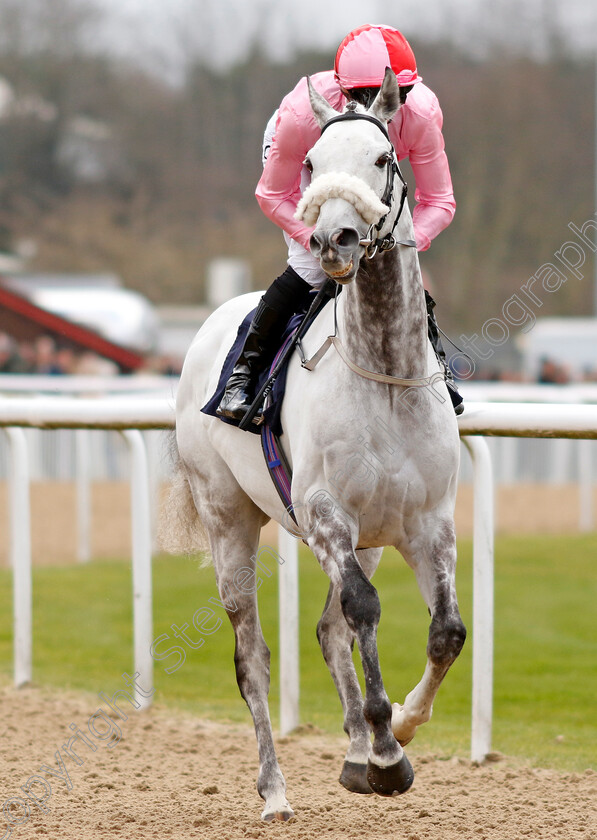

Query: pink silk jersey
[[256, 70, 456, 253]]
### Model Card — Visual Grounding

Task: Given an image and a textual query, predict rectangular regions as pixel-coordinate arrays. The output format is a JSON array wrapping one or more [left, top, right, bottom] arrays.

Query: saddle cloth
[[200, 307, 304, 437], [201, 295, 333, 519]]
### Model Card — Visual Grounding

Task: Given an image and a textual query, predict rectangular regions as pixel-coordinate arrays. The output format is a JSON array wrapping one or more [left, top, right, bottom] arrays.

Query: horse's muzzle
[[309, 227, 361, 282]]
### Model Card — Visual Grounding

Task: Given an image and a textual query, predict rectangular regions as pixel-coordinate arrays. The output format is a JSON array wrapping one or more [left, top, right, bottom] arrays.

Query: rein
[[302, 333, 444, 387], [320, 107, 410, 259], [301, 282, 442, 388]]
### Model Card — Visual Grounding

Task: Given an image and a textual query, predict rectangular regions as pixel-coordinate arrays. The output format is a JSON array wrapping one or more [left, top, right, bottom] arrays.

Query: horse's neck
[[339, 246, 428, 379]]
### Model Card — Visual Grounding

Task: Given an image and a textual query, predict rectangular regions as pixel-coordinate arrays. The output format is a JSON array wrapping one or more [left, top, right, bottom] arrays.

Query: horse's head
[[295, 67, 403, 284]]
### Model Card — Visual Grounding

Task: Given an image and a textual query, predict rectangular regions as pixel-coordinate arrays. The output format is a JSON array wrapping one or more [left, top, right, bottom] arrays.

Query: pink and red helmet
[[334, 24, 422, 89]]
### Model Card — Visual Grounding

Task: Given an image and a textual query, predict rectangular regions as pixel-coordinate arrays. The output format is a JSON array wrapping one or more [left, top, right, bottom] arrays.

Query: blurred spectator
[[54, 346, 78, 374], [75, 352, 119, 376], [34, 335, 62, 374], [137, 353, 183, 376], [0, 332, 150, 375], [537, 356, 571, 384], [11, 342, 37, 373], [497, 370, 526, 382], [0, 329, 586, 383], [0, 332, 20, 372], [0, 329, 592, 385], [0, 331, 120, 374], [582, 366, 597, 383]]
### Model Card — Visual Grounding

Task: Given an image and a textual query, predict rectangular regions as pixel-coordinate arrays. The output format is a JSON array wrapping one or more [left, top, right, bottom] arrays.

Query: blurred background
[[0, 0, 595, 378]]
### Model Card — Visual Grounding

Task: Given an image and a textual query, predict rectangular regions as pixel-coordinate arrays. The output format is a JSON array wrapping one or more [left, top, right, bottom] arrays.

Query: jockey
[[217, 23, 463, 421]]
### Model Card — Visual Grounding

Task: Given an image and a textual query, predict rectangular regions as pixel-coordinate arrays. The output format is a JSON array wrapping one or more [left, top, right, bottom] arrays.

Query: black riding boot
[[216, 299, 283, 421], [216, 266, 313, 422], [425, 290, 464, 416]]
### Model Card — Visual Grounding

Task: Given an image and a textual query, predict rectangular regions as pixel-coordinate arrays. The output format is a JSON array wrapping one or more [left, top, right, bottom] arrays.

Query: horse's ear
[[307, 76, 338, 128], [369, 67, 400, 123]]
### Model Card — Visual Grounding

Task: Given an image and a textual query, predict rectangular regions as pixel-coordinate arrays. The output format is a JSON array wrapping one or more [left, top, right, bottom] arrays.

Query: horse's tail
[[158, 432, 212, 566]]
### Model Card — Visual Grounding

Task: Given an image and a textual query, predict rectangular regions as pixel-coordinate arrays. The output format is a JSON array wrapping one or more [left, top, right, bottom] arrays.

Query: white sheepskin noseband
[[295, 172, 387, 227]]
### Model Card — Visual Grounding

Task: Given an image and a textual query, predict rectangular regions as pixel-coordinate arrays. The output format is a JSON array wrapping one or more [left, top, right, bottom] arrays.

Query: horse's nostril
[[333, 228, 360, 250], [309, 230, 325, 256]]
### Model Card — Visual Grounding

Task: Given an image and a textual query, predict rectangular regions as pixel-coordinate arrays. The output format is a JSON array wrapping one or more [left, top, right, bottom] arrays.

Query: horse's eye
[[304, 157, 313, 173], [375, 154, 390, 168]]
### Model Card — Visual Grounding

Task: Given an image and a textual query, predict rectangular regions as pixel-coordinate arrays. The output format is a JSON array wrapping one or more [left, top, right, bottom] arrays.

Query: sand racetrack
[[1, 483, 596, 838], [1, 683, 595, 840]]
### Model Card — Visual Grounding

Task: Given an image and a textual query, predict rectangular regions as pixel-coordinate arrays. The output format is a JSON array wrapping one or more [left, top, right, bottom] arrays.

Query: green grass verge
[[0, 534, 595, 771]]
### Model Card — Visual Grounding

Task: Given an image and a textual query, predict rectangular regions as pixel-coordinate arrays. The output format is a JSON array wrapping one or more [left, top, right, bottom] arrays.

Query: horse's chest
[[324, 455, 421, 531], [314, 442, 455, 548], [358, 472, 425, 538]]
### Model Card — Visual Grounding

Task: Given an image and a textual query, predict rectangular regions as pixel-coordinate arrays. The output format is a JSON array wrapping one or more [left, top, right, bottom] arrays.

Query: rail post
[[278, 525, 300, 735], [462, 436, 495, 763], [121, 430, 154, 709], [4, 428, 32, 688], [75, 428, 92, 562]]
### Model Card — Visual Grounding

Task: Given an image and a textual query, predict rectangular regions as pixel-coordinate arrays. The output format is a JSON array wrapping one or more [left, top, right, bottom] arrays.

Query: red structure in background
[[0, 284, 145, 373]]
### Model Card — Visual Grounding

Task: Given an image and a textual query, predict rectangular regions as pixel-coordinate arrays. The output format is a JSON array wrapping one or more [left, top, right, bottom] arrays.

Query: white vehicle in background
[[517, 317, 597, 382]]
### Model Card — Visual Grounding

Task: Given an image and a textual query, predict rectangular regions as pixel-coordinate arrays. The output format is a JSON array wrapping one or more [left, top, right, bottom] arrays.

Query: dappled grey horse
[[167, 68, 466, 821]]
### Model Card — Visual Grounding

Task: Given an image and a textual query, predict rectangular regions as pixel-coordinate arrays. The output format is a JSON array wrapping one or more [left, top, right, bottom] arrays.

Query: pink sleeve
[[406, 100, 456, 252], [255, 102, 315, 251]]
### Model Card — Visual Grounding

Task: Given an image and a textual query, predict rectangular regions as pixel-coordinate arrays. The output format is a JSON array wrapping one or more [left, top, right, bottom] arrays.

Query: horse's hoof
[[339, 760, 374, 794], [366, 753, 414, 797], [261, 801, 295, 822], [391, 702, 416, 746]]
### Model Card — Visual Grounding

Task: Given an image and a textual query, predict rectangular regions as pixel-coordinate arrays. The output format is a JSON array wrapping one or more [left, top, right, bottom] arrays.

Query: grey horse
[[166, 67, 466, 821]]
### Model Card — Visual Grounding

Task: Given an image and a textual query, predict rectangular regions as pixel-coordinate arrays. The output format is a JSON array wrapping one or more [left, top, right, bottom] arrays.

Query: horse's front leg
[[316, 547, 382, 795], [310, 525, 414, 797], [391, 520, 467, 746]]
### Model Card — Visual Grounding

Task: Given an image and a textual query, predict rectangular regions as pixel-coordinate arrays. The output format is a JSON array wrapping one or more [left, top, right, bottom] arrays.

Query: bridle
[[301, 105, 439, 388], [319, 105, 413, 259]]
